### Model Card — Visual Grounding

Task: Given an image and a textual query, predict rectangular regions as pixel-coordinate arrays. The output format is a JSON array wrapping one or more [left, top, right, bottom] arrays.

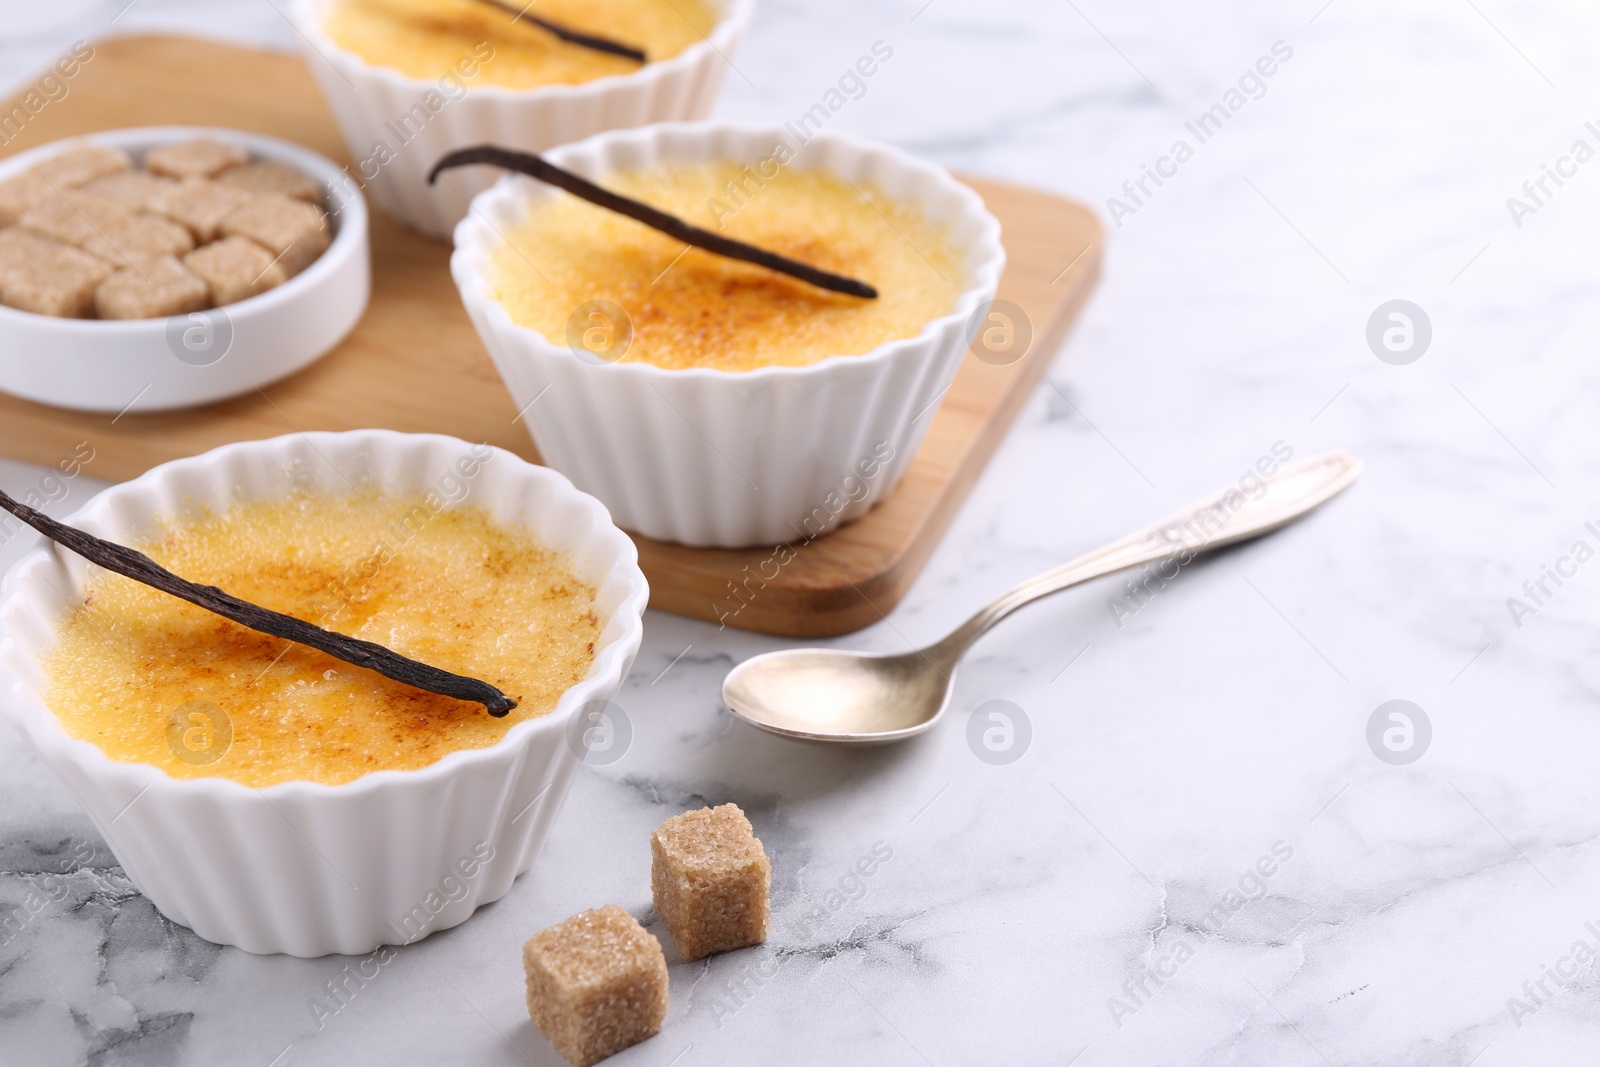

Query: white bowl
[[450, 122, 1005, 548], [0, 431, 648, 957], [290, 0, 754, 239], [0, 126, 369, 415]]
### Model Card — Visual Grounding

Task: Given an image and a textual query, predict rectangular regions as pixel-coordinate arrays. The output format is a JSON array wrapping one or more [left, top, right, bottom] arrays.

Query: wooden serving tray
[[0, 36, 1101, 637]]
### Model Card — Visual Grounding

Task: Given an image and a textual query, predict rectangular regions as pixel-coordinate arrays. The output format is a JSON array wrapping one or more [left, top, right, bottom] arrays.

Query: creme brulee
[[43, 492, 599, 787], [486, 160, 964, 372], [321, 0, 716, 88]]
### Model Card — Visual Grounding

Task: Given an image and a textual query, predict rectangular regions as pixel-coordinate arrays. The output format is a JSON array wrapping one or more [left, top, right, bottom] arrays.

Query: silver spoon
[[722, 450, 1362, 744]]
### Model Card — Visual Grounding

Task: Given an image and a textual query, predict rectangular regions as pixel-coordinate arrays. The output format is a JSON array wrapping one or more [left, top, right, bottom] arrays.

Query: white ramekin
[[290, 0, 753, 239], [0, 126, 370, 415], [0, 431, 648, 957], [450, 122, 1005, 548]]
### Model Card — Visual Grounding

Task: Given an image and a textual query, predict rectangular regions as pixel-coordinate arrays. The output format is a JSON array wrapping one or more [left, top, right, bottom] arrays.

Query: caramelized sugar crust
[[44, 491, 600, 787], [322, 0, 716, 88], [488, 161, 963, 372]]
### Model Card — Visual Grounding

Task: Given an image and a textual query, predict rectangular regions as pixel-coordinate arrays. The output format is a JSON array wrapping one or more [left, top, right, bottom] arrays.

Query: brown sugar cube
[[523, 905, 668, 1067], [81, 170, 179, 213], [16, 190, 189, 268], [184, 235, 286, 305], [19, 190, 131, 250], [0, 238, 114, 318], [95, 255, 209, 320], [217, 160, 323, 204], [0, 172, 55, 226], [220, 194, 329, 277], [149, 178, 255, 243], [0, 228, 75, 278], [31, 144, 133, 189], [144, 138, 248, 180], [650, 803, 771, 962], [99, 213, 195, 265]]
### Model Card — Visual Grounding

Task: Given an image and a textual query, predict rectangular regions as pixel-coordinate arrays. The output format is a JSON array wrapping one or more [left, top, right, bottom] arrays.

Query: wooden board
[[0, 36, 1102, 637]]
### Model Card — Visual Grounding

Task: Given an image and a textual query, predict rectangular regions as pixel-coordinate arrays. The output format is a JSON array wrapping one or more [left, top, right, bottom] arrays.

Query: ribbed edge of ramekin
[[449, 122, 1005, 547], [288, 0, 753, 238], [0, 431, 648, 956]]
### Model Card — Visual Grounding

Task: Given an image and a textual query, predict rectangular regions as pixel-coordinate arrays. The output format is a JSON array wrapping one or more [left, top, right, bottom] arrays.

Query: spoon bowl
[[722, 647, 956, 744], [723, 451, 1363, 744]]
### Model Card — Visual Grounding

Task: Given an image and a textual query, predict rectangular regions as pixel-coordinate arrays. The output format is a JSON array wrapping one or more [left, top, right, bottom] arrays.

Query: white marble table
[[5, 1, 1600, 1064]]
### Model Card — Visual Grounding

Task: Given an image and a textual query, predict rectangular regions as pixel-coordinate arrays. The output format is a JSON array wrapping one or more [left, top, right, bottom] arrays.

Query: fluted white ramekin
[[450, 122, 1005, 548], [0, 431, 648, 957], [290, 0, 753, 238]]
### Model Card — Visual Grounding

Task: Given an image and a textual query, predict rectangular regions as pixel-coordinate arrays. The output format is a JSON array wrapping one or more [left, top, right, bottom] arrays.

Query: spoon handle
[[936, 450, 1362, 656]]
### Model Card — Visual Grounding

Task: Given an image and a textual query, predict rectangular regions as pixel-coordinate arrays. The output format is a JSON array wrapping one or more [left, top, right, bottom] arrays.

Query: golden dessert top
[[44, 487, 600, 787], [321, 0, 717, 88], [487, 155, 964, 372]]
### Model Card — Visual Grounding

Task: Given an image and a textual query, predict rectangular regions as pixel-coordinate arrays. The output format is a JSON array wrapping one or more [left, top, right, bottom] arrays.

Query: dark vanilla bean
[[0, 489, 517, 717], [429, 145, 880, 299], [466, 0, 647, 62]]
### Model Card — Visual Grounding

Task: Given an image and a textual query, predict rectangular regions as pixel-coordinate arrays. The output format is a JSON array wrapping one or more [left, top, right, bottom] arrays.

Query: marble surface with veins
[[5, 0, 1600, 1064]]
